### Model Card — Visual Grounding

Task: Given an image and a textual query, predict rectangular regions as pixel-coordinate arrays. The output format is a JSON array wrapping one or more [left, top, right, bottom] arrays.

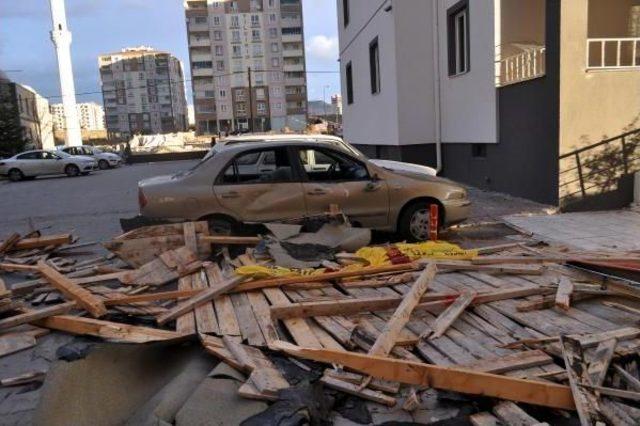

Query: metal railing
[[559, 128, 640, 202], [496, 46, 546, 87], [587, 38, 640, 69]]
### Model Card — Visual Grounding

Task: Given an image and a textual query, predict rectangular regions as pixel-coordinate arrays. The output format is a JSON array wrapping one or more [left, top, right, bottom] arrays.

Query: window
[[282, 27, 301, 35], [232, 30, 241, 42], [369, 37, 380, 94], [251, 15, 260, 26], [343, 0, 350, 26], [194, 16, 207, 24], [235, 89, 245, 100], [219, 89, 227, 98], [231, 15, 240, 27], [345, 61, 354, 104], [257, 102, 267, 113], [216, 60, 225, 71], [271, 58, 280, 67], [213, 16, 221, 26], [269, 13, 277, 23], [252, 29, 261, 41], [232, 45, 242, 57], [17, 151, 42, 160], [447, 0, 470, 76], [256, 88, 265, 99], [271, 42, 279, 53], [218, 148, 295, 184], [236, 103, 246, 113], [471, 144, 487, 158], [215, 45, 224, 56], [252, 44, 263, 56], [298, 148, 368, 182]]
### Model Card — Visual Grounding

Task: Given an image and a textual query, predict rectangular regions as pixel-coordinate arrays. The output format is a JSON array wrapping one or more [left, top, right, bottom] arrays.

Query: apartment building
[[338, 0, 640, 210], [98, 46, 188, 140], [51, 102, 105, 131], [184, 0, 308, 134], [0, 78, 54, 151]]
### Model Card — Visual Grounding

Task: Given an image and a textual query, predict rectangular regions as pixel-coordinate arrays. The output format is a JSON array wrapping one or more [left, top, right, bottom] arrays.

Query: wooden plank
[[555, 276, 574, 310], [11, 271, 127, 296], [0, 233, 20, 254], [0, 263, 40, 272], [587, 338, 617, 387], [475, 242, 524, 255], [423, 290, 476, 339], [492, 401, 544, 426], [191, 270, 219, 334], [560, 336, 603, 425], [434, 261, 544, 275], [583, 385, 640, 402], [205, 265, 241, 337], [368, 263, 437, 356], [262, 288, 323, 348], [273, 341, 575, 410], [103, 289, 202, 305], [199, 334, 244, 371], [0, 371, 46, 387], [32, 314, 188, 344], [175, 275, 196, 334], [613, 364, 640, 392], [0, 276, 10, 298], [462, 350, 553, 374], [469, 412, 499, 426], [234, 263, 421, 293], [602, 301, 640, 316], [246, 291, 279, 344], [0, 332, 36, 358], [156, 275, 245, 325], [231, 292, 266, 346], [270, 286, 552, 319], [323, 369, 399, 394], [517, 292, 595, 312], [37, 260, 107, 318], [320, 376, 396, 407], [13, 234, 72, 250], [199, 235, 261, 245], [0, 302, 76, 331], [182, 222, 199, 254]]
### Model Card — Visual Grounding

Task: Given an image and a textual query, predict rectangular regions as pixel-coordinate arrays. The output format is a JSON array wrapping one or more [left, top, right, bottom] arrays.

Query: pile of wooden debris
[[2, 222, 640, 425]]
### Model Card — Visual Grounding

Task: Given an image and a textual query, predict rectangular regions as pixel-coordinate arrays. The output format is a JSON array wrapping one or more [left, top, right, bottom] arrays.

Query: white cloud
[[306, 35, 339, 61]]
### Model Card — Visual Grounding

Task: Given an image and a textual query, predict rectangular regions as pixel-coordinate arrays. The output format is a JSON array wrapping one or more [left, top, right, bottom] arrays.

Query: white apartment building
[[51, 102, 105, 131], [184, 0, 308, 134], [98, 46, 189, 140], [338, 0, 640, 210], [331, 94, 343, 116]]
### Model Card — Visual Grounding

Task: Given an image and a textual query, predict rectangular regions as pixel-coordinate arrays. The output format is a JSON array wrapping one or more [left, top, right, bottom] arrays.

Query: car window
[[17, 152, 41, 160], [42, 152, 59, 160], [82, 147, 93, 155], [62, 147, 72, 155], [219, 148, 294, 184], [298, 148, 369, 182]]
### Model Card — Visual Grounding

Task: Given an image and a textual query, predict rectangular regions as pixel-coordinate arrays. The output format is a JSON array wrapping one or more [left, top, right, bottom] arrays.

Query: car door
[[296, 147, 390, 228], [213, 147, 307, 222], [41, 151, 65, 174], [14, 152, 40, 175]]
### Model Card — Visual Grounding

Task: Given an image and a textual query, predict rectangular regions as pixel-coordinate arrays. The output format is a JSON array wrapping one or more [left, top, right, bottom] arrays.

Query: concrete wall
[[339, 0, 400, 145], [437, 0, 498, 144], [588, 0, 640, 37], [559, 0, 640, 156]]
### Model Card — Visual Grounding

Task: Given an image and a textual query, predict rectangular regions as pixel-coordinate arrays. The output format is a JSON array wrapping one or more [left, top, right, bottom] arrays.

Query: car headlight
[[446, 190, 467, 200]]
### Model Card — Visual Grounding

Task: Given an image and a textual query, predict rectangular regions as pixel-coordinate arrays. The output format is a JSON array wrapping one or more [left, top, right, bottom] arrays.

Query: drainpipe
[[432, 0, 443, 174]]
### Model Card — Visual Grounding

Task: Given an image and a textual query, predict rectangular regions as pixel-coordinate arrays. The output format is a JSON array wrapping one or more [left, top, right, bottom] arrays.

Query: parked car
[[59, 145, 122, 170], [0, 150, 97, 182], [138, 136, 470, 241]]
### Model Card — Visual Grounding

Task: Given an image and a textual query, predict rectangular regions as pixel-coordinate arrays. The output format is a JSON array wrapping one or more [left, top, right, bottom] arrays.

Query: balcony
[[192, 68, 214, 77], [282, 34, 302, 43], [282, 49, 303, 57], [189, 37, 211, 48], [284, 77, 306, 86], [496, 45, 546, 87], [188, 22, 209, 32], [283, 63, 304, 72], [191, 52, 213, 62], [587, 38, 640, 70]]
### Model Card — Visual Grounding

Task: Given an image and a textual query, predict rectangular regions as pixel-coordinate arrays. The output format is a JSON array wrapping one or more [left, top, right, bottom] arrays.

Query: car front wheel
[[8, 169, 24, 182], [65, 164, 80, 177], [98, 160, 109, 170], [399, 202, 440, 242]]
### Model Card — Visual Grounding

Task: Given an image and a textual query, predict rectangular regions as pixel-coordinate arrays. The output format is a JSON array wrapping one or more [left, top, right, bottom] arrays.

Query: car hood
[[370, 159, 437, 176], [383, 167, 463, 187]]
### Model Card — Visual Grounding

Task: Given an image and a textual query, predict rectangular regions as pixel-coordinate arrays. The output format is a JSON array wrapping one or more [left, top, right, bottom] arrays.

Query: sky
[[0, 0, 340, 105]]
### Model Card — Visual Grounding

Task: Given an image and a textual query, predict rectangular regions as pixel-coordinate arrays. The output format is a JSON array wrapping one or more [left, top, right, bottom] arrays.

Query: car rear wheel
[[206, 217, 235, 236], [98, 160, 109, 170], [8, 169, 24, 182], [399, 202, 440, 242], [65, 164, 80, 177]]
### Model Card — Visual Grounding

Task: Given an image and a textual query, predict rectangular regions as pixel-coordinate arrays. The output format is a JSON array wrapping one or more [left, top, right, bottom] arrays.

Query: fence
[[496, 46, 546, 87], [586, 38, 640, 69]]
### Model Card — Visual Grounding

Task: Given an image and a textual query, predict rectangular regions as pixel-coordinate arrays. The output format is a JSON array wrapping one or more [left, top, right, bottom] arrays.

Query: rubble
[[1, 216, 640, 424]]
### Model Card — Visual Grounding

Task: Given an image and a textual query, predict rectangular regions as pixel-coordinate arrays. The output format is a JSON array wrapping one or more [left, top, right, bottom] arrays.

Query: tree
[[0, 83, 27, 158]]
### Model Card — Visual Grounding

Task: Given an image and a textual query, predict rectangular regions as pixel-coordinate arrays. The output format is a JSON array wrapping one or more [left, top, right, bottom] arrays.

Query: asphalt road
[[0, 160, 198, 245]]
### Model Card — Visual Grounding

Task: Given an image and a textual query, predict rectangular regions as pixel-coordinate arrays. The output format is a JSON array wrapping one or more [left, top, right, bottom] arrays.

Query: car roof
[[214, 138, 351, 156], [219, 133, 344, 145]]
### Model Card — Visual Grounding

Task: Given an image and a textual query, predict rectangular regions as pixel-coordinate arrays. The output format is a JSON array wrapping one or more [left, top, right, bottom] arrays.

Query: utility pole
[[247, 67, 254, 133]]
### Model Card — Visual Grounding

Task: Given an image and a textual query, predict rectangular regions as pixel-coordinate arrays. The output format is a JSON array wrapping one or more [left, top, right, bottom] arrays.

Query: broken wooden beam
[[0, 302, 76, 331], [555, 276, 574, 310], [587, 338, 617, 387], [461, 350, 553, 374], [199, 235, 261, 245], [0, 233, 20, 255], [37, 260, 107, 318], [13, 234, 72, 250], [422, 290, 476, 340], [272, 341, 575, 410]]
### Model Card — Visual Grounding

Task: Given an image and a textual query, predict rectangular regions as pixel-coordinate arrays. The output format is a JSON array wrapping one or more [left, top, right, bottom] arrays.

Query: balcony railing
[[496, 46, 546, 87], [586, 38, 640, 70]]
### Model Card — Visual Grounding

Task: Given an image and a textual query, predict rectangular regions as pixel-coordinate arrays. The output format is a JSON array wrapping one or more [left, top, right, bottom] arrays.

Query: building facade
[[331, 94, 343, 116], [184, 0, 308, 134], [0, 79, 54, 152], [98, 46, 188, 140], [337, 0, 640, 209], [51, 102, 105, 131]]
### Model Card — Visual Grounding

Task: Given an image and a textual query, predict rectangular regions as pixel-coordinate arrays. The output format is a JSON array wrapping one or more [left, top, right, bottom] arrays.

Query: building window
[[447, 0, 470, 76], [269, 28, 278, 38], [472, 144, 487, 158], [215, 45, 224, 56], [271, 58, 280, 67], [345, 61, 354, 104], [251, 15, 260, 26], [232, 30, 241, 42], [216, 60, 225, 71], [257, 102, 266, 113], [252, 30, 261, 41], [213, 16, 221, 26], [269, 13, 277, 23], [271, 42, 279, 53], [343, 0, 350, 27], [231, 15, 239, 27], [194, 16, 207, 24], [369, 37, 380, 94], [214, 30, 223, 41], [219, 89, 227, 98], [232, 45, 242, 57]]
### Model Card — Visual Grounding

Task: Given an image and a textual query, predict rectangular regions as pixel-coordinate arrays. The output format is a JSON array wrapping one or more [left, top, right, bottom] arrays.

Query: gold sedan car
[[137, 136, 470, 241]]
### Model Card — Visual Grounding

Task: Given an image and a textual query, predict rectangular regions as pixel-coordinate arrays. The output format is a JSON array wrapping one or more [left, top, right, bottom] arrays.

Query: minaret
[[49, 0, 82, 147]]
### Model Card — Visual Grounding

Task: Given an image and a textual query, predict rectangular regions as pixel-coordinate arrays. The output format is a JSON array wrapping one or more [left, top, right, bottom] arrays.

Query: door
[[41, 151, 65, 174], [213, 147, 306, 222], [14, 151, 44, 175], [296, 147, 390, 228]]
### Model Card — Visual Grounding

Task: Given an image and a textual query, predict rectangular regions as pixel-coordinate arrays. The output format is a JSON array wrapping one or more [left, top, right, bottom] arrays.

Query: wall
[[588, 0, 640, 37], [440, 0, 561, 205], [338, 0, 400, 146], [559, 0, 640, 157], [437, 0, 498, 144]]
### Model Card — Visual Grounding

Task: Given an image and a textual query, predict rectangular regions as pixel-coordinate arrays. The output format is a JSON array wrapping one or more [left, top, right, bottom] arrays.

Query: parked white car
[[0, 150, 97, 182], [60, 145, 122, 170]]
